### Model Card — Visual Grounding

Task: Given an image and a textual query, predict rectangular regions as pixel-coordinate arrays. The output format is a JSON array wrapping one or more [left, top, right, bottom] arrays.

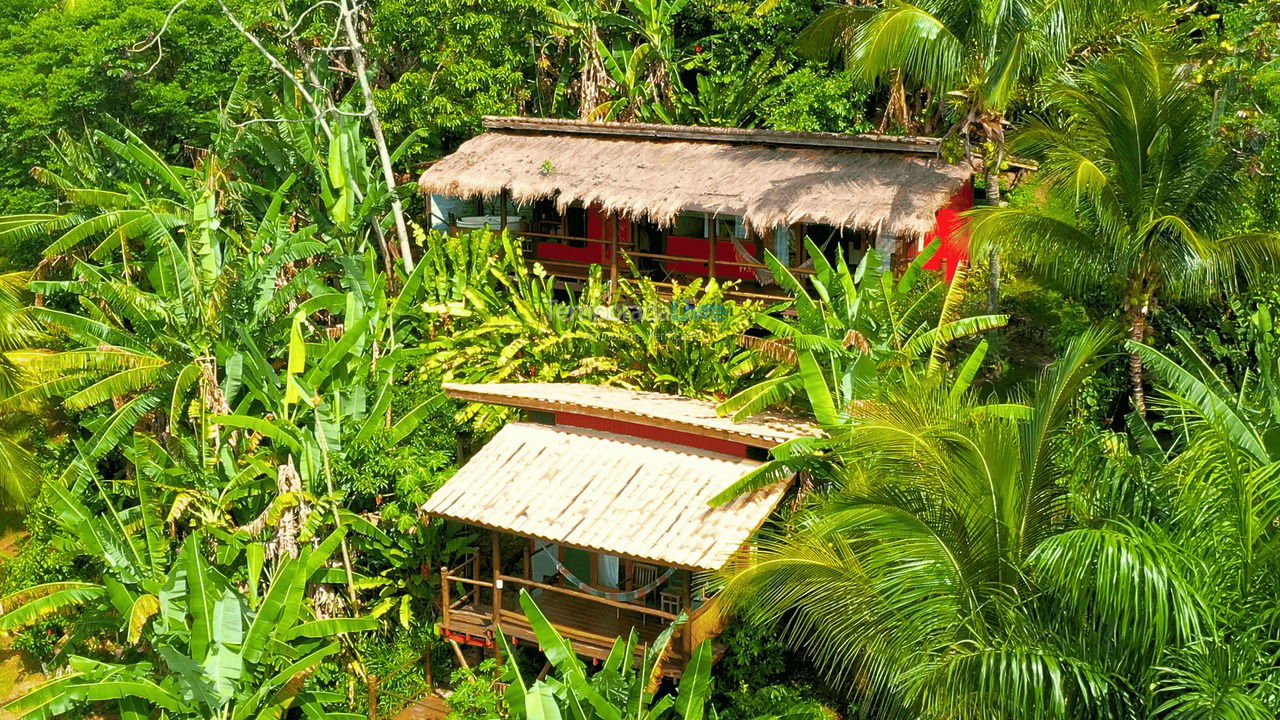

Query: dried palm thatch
[[418, 117, 974, 237]]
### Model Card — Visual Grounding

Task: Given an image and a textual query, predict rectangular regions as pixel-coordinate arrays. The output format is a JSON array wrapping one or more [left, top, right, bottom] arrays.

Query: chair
[[632, 563, 660, 593], [631, 563, 661, 623], [659, 570, 686, 616]]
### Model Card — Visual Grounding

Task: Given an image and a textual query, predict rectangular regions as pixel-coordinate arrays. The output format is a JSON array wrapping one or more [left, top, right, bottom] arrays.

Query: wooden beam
[[480, 116, 944, 156], [449, 638, 470, 670]]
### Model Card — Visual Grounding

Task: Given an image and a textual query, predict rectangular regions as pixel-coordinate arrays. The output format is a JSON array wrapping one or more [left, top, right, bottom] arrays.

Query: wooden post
[[707, 220, 717, 282], [491, 530, 504, 666], [440, 567, 450, 629], [500, 190, 509, 232], [608, 214, 620, 302], [368, 676, 379, 720]]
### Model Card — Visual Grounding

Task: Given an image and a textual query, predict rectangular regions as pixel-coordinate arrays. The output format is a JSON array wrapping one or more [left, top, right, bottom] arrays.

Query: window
[[714, 216, 745, 239], [672, 211, 707, 238]]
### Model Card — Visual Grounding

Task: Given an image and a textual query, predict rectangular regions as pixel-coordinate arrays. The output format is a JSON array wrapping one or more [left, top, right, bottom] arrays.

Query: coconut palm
[[970, 43, 1280, 413], [714, 329, 1129, 718], [793, 0, 1122, 307]]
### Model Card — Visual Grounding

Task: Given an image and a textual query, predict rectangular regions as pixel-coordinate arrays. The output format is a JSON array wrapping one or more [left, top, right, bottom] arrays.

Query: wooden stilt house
[[419, 382, 816, 677], [418, 117, 977, 302]]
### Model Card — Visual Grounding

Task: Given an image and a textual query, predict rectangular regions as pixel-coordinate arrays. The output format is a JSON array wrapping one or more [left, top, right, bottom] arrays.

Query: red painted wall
[[534, 204, 629, 265], [664, 237, 756, 281], [552, 411, 750, 458], [908, 180, 973, 283]]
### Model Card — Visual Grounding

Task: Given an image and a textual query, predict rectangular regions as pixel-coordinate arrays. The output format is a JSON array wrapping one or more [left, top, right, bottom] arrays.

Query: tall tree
[[795, 0, 1119, 307], [970, 43, 1280, 413]]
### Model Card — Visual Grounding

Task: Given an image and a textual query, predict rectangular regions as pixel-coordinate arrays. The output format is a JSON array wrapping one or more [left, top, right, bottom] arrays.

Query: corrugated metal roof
[[419, 422, 791, 571], [442, 382, 817, 449]]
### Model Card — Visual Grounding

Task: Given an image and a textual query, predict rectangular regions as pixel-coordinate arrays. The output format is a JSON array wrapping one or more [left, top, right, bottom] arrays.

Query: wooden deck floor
[[444, 588, 690, 675], [391, 689, 451, 720]]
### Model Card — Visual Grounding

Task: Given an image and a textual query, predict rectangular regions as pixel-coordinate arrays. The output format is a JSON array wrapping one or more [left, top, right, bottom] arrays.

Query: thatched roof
[[419, 422, 790, 570], [418, 117, 975, 237], [443, 382, 817, 449]]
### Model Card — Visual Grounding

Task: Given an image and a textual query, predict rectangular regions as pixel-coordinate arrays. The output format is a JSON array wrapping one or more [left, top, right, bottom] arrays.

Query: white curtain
[[599, 554, 620, 588]]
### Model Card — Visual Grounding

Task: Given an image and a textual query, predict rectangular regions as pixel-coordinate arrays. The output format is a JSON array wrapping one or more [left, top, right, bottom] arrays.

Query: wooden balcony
[[439, 558, 729, 678]]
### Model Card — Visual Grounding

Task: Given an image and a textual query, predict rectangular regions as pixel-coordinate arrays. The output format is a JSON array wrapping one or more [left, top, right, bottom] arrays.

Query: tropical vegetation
[[0, 1, 1277, 719]]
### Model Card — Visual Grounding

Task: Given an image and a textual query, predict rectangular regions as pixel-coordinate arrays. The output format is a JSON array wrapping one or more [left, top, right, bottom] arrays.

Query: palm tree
[[794, 0, 1120, 307], [970, 43, 1280, 413], [714, 329, 1123, 718]]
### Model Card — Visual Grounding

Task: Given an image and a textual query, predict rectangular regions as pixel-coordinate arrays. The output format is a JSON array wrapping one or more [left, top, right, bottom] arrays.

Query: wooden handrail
[[513, 231, 817, 276], [621, 249, 817, 275], [498, 608, 626, 648], [445, 574, 495, 589], [497, 574, 679, 621], [448, 553, 477, 578], [517, 230, 614, 245]]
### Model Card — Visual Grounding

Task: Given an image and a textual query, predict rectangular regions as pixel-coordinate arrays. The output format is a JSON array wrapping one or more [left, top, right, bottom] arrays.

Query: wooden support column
[[707, 222, 717, 283], [491, 530, 504, 666], [499, 190, 509, 232], [439, 567, 450, 629]]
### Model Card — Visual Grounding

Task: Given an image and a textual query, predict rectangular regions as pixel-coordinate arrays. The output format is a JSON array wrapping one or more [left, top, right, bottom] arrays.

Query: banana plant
[[0, 470, 373, 719], [212, 246, 444, 619], [718, 238, 1007, 425], [495, 590, 714, 720], [4, 155, 327, 471]]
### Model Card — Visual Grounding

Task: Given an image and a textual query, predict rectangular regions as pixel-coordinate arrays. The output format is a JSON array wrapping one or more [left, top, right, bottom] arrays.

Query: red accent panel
[[441, 627, 495, 649], [910, 180, 973, 282], [536, 241, 607, 264], [552, 411, 749, 457], [664, 237, 755, 281], [587, 204, 630, 244]]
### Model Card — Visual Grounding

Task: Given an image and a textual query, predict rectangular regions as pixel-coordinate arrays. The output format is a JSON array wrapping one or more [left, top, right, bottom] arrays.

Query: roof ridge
[[480, 116, 944, 155]]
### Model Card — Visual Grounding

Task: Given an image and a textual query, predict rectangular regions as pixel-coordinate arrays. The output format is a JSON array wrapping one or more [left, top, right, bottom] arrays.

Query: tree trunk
[[984, 168, 1002, 312], [339, 0, 416, 274], [1127, 296, 1150, 415]]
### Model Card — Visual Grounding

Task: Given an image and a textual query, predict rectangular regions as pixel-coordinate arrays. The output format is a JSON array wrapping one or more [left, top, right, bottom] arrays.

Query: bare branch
[[216, 0, 334, 142], [126, 0, 191, 77]]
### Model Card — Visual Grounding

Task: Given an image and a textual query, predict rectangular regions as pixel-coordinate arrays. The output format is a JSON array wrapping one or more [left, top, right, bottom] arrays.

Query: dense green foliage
[[0, 0, 1277, 718]]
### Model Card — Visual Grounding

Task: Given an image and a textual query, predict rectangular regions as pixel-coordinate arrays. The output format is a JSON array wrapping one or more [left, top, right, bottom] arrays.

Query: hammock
[[730, 237, 775, 286], [731, 233, 837, 287], [533, 544, 676, 602]]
